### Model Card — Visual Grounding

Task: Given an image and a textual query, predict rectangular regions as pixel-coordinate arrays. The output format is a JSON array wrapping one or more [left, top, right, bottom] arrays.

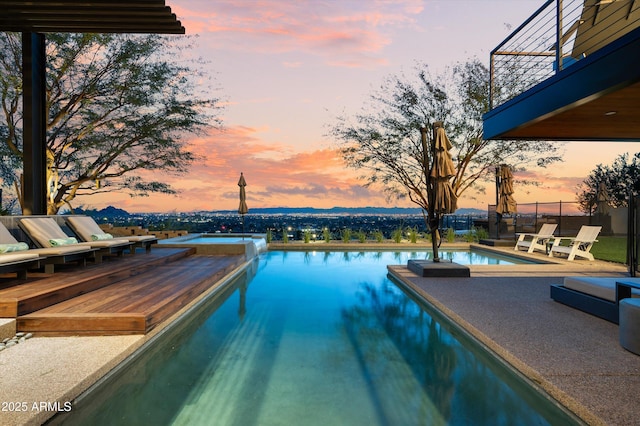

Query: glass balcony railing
[[489, 0, 640, 109]]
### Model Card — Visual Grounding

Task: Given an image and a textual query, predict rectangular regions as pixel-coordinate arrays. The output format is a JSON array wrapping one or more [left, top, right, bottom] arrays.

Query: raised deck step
[[17, 255, 244, 335], [0, 247, 195, 317]]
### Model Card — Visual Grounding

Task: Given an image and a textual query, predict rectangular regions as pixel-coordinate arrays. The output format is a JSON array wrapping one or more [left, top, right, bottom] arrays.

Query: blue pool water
[[57, 251, 578, 425]]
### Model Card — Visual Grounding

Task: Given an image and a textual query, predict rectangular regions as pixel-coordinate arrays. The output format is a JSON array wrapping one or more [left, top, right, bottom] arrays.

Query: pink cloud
[[171, 0, 423, 67]]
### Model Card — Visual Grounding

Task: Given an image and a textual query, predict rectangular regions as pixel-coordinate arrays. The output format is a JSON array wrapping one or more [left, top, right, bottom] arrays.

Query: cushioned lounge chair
[[548, 225, 602, 261], [514, 223, 557, 254], [65, 215, 157, 253], [0, 221, 95, 273], [19, 217, 132, 263], [551, 276, 640, 323], [0, 252, 41, 279]]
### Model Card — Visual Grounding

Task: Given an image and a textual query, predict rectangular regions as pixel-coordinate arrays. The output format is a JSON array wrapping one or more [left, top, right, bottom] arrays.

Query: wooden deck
[[0, 248, 245, 335]]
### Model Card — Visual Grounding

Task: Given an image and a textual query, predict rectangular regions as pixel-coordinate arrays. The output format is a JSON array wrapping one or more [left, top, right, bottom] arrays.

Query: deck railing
[[490, 0, 640, 109]]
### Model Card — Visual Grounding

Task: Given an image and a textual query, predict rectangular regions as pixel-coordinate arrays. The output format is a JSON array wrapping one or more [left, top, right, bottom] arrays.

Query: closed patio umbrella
[[495, 164, 516, 239], [430, 122, 458, 215], [423, 121, 457, 262], [238, 172, 248, 239], [596, 182, 610, 215]]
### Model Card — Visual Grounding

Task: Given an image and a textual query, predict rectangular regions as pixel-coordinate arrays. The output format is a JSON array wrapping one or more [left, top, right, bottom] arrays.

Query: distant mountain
[[66, 206, 131, 218], [67, 205, 487, 217], [207, 206, 487, 216]]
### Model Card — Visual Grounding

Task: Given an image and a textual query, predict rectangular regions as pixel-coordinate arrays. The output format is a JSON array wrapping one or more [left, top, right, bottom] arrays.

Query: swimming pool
[[158, 233, 268, 255], [55, 251, 579, 425]]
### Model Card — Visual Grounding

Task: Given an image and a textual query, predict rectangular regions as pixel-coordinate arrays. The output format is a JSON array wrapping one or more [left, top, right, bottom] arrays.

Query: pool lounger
[[0, 220, 96, 273], [19, 217, 133, 262], [550, 277, 640, 324], [0, 252, 41, 279], [65, 215, 157, 253]]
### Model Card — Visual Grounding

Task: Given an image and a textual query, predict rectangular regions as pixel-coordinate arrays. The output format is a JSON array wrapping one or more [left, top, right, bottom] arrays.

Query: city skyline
[[83, 1, 640, 213]]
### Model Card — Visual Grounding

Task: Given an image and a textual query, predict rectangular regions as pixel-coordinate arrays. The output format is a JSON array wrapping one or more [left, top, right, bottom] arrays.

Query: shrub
[[373, 230, 384, 243], [303, 230, 311, 243], [392, 228, 403, 243], [282, 230, 289, 244], [323, 228, 331, 243], [446, 228, 456, 243], [341, 228, 352, 243], [475, 227, 489, 240], [265, 229, 272, 243], [357, 229, 367, 243], [463, 229, 476, 242], [407, 227, 418, 243]]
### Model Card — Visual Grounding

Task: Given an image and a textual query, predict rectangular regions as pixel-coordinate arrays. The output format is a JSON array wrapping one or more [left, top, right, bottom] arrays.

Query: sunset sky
[[90, 0, 640, 213]]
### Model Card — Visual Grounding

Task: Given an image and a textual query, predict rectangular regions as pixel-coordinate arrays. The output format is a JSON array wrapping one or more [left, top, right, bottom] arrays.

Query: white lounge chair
[[0, 221, 95, 273], [548, 225, 602, 261], [514, 223, 557, 254], [19, 217, 132, 262], [65, 215, 157, 253]]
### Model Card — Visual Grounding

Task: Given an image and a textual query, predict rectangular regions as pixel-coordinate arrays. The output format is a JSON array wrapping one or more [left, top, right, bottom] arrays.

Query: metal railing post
[[556, 0, 563, 72]]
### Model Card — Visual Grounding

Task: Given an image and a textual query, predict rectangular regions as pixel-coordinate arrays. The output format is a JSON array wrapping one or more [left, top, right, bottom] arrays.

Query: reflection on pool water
[[57, 251, 578, 425]]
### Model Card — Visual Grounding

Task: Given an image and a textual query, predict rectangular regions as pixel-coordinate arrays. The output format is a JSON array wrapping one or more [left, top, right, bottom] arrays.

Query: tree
[[329, 59, 564, 230], [576, 152, 640, 213], [0, 32, 221, 214]]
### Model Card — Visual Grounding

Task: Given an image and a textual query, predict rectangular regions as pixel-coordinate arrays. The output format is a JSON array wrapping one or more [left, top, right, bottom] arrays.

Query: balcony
[[483, 0, 640, 141]]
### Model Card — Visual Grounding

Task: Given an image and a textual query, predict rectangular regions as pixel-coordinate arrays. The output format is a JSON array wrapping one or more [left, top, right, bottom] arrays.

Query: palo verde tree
[[0, 32, 221, 214], [329, 59, 564, 230], [576, 152, 640, 214]]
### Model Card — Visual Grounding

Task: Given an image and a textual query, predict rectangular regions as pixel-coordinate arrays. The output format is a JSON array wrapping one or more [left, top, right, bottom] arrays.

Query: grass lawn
[[590, 236, 628, 264]]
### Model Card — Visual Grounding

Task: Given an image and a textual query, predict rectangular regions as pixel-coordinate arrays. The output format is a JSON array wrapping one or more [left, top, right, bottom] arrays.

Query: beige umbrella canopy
[[238, 173, 248, 237], [238, 172, 248, 215], [430, 122, 458, 215], [495, 165, 517, 215], [596, 182, 610, 215]]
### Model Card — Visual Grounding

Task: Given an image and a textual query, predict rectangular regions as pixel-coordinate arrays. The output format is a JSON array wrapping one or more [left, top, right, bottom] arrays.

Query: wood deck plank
[[0, 248, 195, 317], [17, 254, 245, 335]]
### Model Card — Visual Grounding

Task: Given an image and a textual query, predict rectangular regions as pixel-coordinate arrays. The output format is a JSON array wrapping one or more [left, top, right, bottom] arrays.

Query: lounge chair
[[19, 217, 132, 262], [548, 225, 602, 261], [0, 252, 40, 279], [514, 223, 557, 254], [65, 215, 157, 253], [551, 276, 640, 323], [0, 221, 95, 273]]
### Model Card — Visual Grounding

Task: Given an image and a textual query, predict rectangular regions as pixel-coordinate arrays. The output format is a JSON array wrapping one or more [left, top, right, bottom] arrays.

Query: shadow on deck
[[0, 248, 245, 335]]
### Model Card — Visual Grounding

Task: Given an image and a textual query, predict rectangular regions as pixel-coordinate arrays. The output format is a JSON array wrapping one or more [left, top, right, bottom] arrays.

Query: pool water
[[57, 251, 578, 425]]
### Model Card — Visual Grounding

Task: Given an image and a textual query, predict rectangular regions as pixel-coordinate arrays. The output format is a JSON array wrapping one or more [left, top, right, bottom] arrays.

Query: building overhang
[[483, 26, 640, 142]]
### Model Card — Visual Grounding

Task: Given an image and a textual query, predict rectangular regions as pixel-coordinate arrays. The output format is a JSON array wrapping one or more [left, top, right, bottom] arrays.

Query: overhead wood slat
[[0, 0, 185, 34]]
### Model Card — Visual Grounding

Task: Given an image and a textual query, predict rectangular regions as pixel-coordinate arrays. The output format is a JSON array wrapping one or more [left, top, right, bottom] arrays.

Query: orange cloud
[[84, 124, 395, 212]]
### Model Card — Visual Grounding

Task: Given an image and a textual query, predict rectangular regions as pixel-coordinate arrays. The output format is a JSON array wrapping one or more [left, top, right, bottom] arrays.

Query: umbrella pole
[[429, 211, 440, 262]]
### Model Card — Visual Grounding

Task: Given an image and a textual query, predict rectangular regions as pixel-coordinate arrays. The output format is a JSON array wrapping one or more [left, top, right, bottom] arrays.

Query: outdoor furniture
[[620, 298, 640, 355], [550, 276, 640, 323], [514, 223, 557, 254], [65, 215, 157, 253], [548, 225, 602, 261], [0, 220, 95, 273], [19, 217, 132, 262], [0, 252, 40, 279]]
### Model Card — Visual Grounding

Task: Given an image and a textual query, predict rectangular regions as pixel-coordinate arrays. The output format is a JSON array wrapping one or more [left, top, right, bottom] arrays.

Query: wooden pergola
[[0, 1, 185, 214]]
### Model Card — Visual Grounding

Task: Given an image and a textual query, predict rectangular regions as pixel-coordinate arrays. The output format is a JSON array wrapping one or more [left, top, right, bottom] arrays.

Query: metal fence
[[487, 200, 616, 239]]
